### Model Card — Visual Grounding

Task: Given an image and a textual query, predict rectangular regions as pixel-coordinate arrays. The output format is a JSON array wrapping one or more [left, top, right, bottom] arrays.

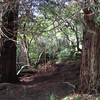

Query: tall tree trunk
[[80, 8, 100, 93], [0, 0, 18, 82]]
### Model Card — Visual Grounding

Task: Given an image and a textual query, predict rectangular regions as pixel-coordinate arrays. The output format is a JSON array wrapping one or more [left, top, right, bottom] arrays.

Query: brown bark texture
[[0, 0, 18, 82], [80, 8, 100, 93]]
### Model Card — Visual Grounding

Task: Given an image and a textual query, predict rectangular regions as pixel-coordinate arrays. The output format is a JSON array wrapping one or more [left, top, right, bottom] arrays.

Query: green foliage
[[62, 95, 79, 100], [73, 96, 78, 100], [62, 96, 68, 100], [17, 1, 83, 67], [57, 48, 73, 61], [50, 94, 56, 100]]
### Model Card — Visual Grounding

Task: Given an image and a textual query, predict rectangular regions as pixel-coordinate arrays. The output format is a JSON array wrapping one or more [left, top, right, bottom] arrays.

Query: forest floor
[[0, 60, 100, 100]]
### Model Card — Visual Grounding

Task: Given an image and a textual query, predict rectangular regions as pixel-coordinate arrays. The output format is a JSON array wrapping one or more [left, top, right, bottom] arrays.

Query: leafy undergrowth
[[50, 94, 100, 100]]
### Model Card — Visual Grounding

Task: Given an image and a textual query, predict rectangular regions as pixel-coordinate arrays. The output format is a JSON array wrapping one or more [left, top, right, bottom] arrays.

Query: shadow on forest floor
[[0, 60, 100, 100]]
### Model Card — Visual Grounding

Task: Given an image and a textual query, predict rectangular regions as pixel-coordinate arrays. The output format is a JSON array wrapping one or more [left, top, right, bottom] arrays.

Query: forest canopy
[[17, 0, 84, 66]]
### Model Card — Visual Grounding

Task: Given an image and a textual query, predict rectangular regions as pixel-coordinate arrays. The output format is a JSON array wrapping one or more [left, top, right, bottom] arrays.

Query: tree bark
[[0, 0, 18, 82], [80, 8, 100, 93]]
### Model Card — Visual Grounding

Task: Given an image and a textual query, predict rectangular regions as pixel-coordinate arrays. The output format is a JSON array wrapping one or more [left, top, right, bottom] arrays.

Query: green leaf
[[62, 96, 68, 100], [73, 96, 78, 100], [50, 94, 56, 100]]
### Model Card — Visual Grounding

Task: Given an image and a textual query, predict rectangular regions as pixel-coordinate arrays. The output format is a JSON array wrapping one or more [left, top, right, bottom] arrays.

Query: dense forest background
[[0, 0, 100, 99]]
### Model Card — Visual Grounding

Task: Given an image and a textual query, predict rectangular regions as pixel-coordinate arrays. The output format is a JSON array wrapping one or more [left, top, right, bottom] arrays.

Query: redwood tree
[[80, 0, 100, 93], [0, 0, 18, 82]]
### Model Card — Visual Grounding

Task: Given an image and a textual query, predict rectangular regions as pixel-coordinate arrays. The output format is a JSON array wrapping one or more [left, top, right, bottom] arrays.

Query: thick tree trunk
[[80, 8, 100, 93], [0, 0, 18, 82]]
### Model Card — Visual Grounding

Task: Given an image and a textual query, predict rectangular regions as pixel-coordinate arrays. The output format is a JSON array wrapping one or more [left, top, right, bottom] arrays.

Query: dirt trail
[[0, 60, 80, 100]]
